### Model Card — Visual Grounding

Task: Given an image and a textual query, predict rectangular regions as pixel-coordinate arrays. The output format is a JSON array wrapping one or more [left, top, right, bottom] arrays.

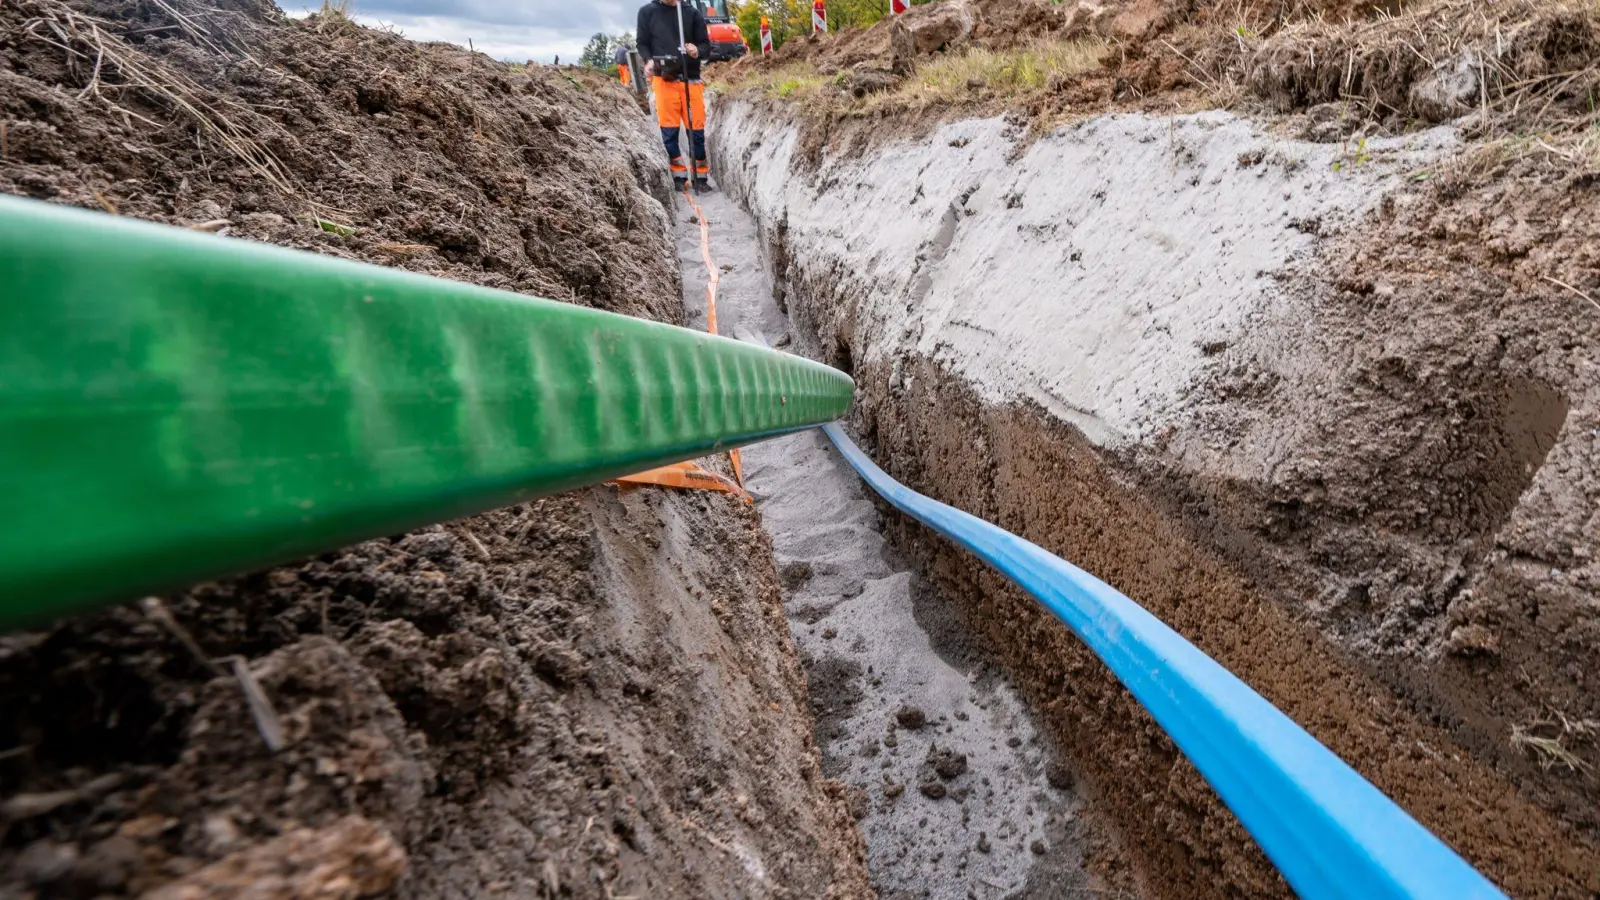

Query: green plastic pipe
[[0, 196, 853, 626]]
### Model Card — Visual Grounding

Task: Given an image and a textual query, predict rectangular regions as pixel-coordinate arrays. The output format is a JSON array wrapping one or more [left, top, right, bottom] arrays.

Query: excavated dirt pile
[[721, 0, 1600, 169], [0, 2, 870, 898], [712, 0, 1600, 896]]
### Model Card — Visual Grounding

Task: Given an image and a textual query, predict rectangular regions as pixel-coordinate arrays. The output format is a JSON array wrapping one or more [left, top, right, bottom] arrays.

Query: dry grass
[[1510, 714, 1599, 775], [720, 60, 833, 101], [19, 0, 338, 215], [315, 0, 358, 35], [721, 37, 1108, 116], [1220, 0, 1600, 141], [868, 39, 1107, 110], [1136, 0, 1600, 188]]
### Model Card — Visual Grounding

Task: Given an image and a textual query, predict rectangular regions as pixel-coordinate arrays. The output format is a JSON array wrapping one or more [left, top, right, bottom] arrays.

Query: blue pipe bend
[[820, 422, 1503, 900]]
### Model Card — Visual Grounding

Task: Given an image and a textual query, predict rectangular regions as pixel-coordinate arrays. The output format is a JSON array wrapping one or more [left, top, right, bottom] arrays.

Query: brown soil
[[0, 2, 871, 897], [1161, 145, 1600, 846], [714, 0, 1203, 157], [1, 0, 677, 313]]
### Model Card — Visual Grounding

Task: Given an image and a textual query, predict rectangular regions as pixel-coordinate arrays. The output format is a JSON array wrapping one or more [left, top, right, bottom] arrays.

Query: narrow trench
[[673, 194, 1102, 899]]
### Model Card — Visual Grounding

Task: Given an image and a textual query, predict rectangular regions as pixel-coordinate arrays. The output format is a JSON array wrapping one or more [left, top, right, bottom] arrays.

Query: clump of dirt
[[0, 2, 871, 897]]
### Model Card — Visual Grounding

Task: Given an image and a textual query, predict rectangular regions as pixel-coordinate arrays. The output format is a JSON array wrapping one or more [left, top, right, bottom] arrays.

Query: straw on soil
[[18, 0, 323, 212]]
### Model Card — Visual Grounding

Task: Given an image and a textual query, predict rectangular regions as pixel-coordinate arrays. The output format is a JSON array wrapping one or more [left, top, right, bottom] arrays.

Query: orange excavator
[[691, 0, 749, 61]]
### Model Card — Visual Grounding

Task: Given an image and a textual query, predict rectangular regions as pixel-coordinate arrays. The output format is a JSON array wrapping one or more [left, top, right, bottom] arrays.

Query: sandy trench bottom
[[673, 187, 1115, 900]]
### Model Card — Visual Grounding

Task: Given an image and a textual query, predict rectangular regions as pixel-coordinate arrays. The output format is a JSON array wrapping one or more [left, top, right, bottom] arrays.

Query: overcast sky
[[280, 0, 638, 64]]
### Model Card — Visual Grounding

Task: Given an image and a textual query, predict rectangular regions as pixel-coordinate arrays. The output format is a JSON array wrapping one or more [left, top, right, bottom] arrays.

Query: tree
[[732, 0, 894, 51], [731, 0, 806, 52], [578, 32, 613, 70], [578, 32, 611, 69], [830, 0, 889, 32], [579, 31, 635, 74], [733, 0, 765, 50]]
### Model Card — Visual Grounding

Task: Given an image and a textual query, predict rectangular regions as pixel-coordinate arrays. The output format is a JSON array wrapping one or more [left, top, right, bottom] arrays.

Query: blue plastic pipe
[[821, 422, 1504, 900]]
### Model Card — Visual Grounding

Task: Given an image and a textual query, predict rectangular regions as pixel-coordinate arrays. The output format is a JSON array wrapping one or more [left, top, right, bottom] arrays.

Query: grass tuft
[[738, 61, 831, 101], [878, 40, 1106, 109], [1510, 715, 1599, 774], [315, 0, 356, 35], [723, 38, 1107, 114]]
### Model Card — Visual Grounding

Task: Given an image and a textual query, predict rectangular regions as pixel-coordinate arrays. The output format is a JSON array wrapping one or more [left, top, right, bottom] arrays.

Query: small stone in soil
[[918, 780, 947, 799], [977, 832, 992, 854], [1046, 760, 1075, 790], [896, 705, 927, 730], [822, 628, 837, 639], [883, 782, 905, 799], [883, 732, 899, 748], [1031, 839, 1047, 855], [1006, 736, 1022, 748], [779, 560, 813, 589]]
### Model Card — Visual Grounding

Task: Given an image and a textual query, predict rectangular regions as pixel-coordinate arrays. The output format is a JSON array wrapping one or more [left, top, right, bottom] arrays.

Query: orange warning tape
[[683, 187, 721, 338], [679, 187, 747, 487], [613, 186, 746, 497], [610, 461, 751, 502]]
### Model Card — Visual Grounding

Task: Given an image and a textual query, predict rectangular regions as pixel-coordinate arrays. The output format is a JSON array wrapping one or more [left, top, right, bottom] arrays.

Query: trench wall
[[709, 96, 1600, 898], [0, 4, 873, 891]]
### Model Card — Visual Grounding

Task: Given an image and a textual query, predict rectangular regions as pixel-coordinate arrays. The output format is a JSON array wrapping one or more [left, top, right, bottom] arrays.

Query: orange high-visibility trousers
[[618, 64, 631, 86], [652, 77, 706, 130], [651, 77, 709, 179]]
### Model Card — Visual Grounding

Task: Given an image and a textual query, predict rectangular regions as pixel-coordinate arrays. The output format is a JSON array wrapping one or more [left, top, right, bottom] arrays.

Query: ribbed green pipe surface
[[0, 196, 853, 626]]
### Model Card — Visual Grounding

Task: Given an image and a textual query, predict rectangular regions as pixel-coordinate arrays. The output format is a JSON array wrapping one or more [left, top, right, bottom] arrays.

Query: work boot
[[693, 177, 714, 193], [673, 175, 689, 192]]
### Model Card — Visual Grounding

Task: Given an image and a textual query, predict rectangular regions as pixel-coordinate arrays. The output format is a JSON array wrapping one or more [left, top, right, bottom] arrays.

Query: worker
[[614, 40, 632, 86], [636, 0, 712, 192]]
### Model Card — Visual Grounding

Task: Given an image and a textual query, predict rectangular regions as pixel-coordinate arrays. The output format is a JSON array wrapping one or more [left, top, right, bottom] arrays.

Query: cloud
[[354, 0, 634, 30], [278, 0, 642, 62]]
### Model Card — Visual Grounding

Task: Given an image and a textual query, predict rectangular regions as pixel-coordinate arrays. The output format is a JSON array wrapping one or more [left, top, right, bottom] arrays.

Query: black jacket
[[636, 0, 709, 81]]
